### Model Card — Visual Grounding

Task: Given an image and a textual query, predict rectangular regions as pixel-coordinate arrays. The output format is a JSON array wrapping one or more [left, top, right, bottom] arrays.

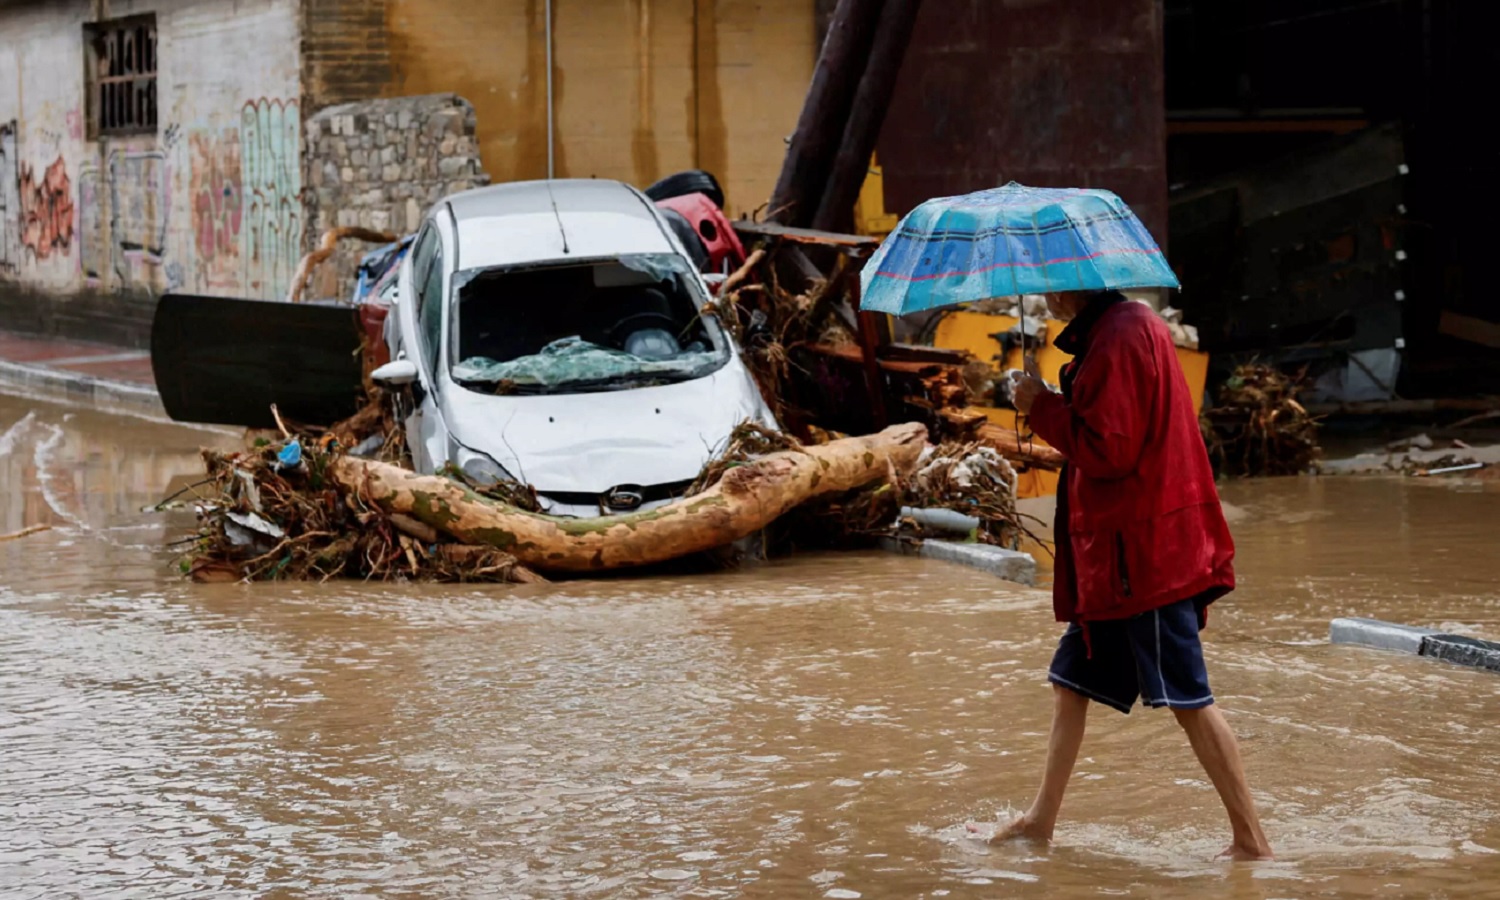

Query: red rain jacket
[[1028, 299, 1235, 624]]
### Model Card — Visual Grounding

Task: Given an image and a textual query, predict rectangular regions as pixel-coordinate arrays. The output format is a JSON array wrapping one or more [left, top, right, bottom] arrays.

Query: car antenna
[[545, 181, 571, 254]]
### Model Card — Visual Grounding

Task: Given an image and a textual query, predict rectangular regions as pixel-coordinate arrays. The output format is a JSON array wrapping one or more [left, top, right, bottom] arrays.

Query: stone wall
[[302, 94, 489, 302]]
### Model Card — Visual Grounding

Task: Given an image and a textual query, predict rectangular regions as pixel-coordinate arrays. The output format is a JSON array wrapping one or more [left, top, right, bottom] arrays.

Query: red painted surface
[[360, 304, 391, 369], [0, 332, 125, 364], [876, 0, 1169, 245], [652, 193, 747, 274], [0, 330, 154, 385]]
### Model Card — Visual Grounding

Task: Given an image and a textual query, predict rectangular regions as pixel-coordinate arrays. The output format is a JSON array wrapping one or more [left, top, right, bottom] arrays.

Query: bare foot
[[1218, 841, 1274, 861], [966, 813, 1053, 845]]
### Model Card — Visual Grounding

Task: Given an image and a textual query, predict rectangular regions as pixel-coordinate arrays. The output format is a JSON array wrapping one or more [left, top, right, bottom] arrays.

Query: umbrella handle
[[1023, 348, 1043, 381]]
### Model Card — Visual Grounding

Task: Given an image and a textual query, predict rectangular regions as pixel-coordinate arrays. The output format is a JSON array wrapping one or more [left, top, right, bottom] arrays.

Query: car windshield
[[448, 255, 730, 395]]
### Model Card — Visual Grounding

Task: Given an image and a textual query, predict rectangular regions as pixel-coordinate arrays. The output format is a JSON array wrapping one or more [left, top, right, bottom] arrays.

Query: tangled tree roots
[[1201, 364, 1322, 477], [188, 444, 545, 584]]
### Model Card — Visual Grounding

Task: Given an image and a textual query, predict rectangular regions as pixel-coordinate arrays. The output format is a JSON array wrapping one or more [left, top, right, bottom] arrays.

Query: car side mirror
[[371, 359, 419, 387]]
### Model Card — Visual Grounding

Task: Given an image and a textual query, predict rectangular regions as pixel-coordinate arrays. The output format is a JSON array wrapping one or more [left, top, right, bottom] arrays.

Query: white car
[[370, 179, 776, 518]]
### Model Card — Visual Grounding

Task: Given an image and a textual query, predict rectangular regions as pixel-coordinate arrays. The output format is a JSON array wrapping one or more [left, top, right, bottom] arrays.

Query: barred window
[[85, 15, 158, 137]]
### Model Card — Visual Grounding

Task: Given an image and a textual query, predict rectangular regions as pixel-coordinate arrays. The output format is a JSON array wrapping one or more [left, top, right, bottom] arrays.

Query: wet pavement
[[3, 392, 1500, 898]]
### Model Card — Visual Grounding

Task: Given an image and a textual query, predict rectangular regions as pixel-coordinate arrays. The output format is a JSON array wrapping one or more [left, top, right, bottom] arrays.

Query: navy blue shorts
[[1047, 597, 1214, 715]]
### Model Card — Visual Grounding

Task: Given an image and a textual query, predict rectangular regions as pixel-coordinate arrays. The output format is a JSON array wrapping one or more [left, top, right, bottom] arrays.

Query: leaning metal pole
[[546, 0, 555, 179]]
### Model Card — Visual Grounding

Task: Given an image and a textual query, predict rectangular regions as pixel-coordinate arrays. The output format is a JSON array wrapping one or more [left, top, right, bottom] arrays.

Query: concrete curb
[[1329, 617, 1436, 654], [0, 357, 166, 420], [880, 537, 1037, 586], [1330, 616, 1500, 674]]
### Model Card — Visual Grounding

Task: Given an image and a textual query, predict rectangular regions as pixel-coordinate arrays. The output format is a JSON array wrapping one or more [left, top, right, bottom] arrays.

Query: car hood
[[439, 356, 772, 494]]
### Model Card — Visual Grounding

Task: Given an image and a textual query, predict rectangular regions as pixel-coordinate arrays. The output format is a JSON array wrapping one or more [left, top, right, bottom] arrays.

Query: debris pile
[[173, 203, 1050, 585], [184, 421, 934, 583], [1201, 364, 1322, 476], [188, 440, 545, 585], [712, 245, 858, 426], [710, 233, 1060, 483], [1317, 432, 1499, 478], [740, 438, 1023, 551], [901, 443, 1021, 546]]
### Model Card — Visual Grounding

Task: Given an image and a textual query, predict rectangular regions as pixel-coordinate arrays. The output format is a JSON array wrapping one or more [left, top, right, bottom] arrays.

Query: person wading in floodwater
[[968, 289, 1273, 861]]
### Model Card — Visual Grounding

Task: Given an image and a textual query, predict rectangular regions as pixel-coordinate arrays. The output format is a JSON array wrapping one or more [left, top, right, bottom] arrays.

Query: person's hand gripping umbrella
[[1011, 350, 1049, 416]]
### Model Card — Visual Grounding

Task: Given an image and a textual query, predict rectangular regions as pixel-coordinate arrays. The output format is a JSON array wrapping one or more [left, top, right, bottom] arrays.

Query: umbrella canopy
[[859, 183, 1179, 316]]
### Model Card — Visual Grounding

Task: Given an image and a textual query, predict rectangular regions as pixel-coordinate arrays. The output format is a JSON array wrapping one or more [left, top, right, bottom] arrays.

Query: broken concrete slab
[[1419, 634, 1500, 673], [881, 537, 1036, 586], [1330, 617, 1438, 655], [1330, 617, 1500, 674]]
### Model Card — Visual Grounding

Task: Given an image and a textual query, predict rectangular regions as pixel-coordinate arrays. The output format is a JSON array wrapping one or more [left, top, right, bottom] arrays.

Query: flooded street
[[3, 394, 1499, 898]]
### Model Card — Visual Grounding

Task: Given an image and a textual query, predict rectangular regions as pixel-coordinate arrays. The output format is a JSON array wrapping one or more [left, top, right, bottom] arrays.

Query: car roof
[[444, 179, 680, 271]]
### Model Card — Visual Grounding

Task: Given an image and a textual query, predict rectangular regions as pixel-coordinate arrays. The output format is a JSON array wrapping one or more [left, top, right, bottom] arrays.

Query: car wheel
[[645, 169, 725, 210]]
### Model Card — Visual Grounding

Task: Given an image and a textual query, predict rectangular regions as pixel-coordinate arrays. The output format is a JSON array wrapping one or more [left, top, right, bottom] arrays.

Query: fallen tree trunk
[[330, 423, 928, 573]]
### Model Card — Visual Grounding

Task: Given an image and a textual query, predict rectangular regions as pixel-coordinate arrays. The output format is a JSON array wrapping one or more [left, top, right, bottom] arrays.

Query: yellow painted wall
[[382, 0, 814, 217], [934, 310, 1211, 498]]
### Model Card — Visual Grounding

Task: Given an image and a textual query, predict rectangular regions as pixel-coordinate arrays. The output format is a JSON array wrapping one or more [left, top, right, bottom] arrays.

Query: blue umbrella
[[859, 183, 1179, 316]]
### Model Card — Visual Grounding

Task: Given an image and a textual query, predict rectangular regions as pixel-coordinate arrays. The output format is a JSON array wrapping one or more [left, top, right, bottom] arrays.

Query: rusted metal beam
[[812, 0, 924, 233], [1439, 311, 1500, 350], [767, 0, 884, 227], [855, 284, 890, 430], [731, 220, 879, 250], [1303, 396, 1500, 416]]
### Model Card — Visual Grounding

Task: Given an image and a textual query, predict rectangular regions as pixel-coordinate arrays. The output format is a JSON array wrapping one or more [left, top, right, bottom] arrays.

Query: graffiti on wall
[[18, 157, 74, 261], [3, 98, 301, 294], [240, 99, 302, 300], [0, 121, 17, 273], [76, 165, 106, 282], [189, 129, 242, 290], [107, 151, 169, 285]]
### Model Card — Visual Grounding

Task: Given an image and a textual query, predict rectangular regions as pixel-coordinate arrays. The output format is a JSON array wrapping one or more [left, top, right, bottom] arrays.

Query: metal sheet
[[876, 0, 1169, 242], [150, 293, 364, 428]]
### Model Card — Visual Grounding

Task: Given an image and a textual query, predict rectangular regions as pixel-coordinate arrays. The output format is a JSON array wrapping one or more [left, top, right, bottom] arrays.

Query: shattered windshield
[[449, 255, 730, 394]]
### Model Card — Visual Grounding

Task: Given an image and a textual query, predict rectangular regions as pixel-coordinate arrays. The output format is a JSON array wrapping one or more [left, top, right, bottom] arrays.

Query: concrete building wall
[[0, 0, 302, 345], [301, 0, 816, 219]]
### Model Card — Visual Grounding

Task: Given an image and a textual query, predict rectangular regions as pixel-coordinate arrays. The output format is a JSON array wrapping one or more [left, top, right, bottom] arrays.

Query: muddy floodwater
[[3, 394, 1499, 899]]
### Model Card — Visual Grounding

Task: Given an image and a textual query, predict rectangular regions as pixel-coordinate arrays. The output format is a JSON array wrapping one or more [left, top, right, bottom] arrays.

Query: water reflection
[[2, 393, 1499, 897]]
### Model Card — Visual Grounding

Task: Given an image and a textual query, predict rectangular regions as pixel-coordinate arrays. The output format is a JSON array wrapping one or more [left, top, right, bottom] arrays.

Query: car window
[[409, 225, 437, 302], [447, 258, 730, 394], [419, 238, 445, 370]]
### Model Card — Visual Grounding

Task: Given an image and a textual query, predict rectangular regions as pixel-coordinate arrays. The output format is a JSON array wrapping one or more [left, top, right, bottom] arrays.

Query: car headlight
[[453, 446, 514, 486]]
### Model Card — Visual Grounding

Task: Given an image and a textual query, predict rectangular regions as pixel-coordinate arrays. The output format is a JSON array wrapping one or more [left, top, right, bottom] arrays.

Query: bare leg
[[1172, 705, 1273, 860], [968, 684, 1089, 844]]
